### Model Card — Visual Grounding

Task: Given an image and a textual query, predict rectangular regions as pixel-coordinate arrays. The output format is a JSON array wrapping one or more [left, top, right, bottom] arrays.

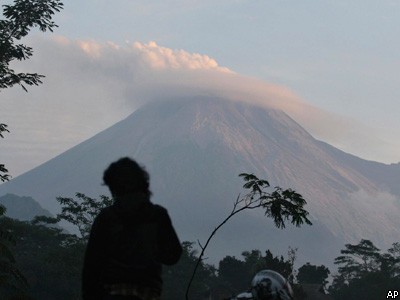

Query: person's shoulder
[[99, 204, 115, 214], [150, 203, 170, 218], [151, 203, 167, 213], [89, 205, 117, 231], [95, 205, 118, 221]]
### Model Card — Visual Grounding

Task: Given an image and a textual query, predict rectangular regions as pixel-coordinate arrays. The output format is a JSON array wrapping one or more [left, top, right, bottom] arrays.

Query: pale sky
[[2, 0, 400, 178]]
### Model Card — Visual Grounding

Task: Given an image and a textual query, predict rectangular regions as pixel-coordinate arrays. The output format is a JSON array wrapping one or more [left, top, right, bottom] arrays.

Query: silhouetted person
[[82, 157, 182, 300]]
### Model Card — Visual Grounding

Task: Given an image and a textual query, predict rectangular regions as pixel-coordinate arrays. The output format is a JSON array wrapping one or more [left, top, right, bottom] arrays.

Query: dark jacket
[[82, 194, 182, 300]]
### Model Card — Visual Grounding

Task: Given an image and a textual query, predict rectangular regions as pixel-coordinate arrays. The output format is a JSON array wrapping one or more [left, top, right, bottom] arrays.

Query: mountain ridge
[[0, 193, 53, 221], [0, 97, 398, 266]]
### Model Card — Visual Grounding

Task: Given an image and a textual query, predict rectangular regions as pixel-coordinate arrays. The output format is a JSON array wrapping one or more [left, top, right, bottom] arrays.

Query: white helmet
[[251, 270, 294, 300]]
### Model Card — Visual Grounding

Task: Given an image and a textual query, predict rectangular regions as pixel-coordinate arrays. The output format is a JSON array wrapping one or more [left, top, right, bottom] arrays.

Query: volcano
[[1, 97, 399, 266]]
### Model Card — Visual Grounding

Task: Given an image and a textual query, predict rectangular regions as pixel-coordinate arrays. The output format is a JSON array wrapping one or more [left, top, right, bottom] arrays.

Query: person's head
[[251, 270, 294, 300], [103, 157, 152, 198]]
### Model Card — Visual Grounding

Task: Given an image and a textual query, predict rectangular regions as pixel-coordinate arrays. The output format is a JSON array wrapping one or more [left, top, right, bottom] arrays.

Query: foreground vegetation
[[0, 213, 311, 299], [0, 177, 397, 300], [1, 208, 399, 299]]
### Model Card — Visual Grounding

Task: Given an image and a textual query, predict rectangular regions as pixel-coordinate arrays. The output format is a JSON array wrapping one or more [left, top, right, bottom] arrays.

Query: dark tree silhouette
[[0, 123, 10, 182], [218, 255, 248, 292], [297, 262, 330, 290], [163, 242, 216, 300], [329, 239, 400, 300], [334, 239, 381, 282], [0, 0, 63, 91], [1, 215, 85, 299], [264, 249, 294, 281], [33, 193, 113, 242], [0, 206, 30, 298], [0, 0, 63, 182]]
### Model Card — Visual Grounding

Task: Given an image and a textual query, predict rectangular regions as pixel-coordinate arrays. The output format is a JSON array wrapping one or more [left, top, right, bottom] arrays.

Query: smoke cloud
[[2, 36, 398, 177]]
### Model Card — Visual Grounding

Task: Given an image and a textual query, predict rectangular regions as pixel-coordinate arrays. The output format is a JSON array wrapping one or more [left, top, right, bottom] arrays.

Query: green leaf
[[0, 242, 16, 263]]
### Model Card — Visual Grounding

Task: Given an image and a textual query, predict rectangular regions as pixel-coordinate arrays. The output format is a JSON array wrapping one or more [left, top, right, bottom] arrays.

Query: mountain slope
[[0, 97, 398, 266], [0, 193, 53, 221]]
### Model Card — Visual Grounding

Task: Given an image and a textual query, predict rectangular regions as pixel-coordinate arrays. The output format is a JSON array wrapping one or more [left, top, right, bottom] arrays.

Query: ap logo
[[387, 290, 399, 299]]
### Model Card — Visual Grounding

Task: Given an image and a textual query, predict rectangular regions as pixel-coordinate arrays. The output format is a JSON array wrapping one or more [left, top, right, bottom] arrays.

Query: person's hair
[[103, 157, 152, 197]]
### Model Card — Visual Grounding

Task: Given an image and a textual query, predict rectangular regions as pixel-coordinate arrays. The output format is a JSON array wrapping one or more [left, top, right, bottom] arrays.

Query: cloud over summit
[[133, 41, 233, 72], [2, 36, 397, 177], [22, 36, 306, 112]]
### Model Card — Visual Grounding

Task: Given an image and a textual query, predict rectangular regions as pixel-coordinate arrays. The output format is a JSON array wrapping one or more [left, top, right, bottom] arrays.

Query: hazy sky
[[2, 0, 400, 178]]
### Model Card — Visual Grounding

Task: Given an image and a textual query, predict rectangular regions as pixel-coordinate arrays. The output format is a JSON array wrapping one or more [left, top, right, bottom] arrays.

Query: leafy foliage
[[0, 124, 9, 138], [56, 193, 113, 241], [238, 173, 312, 229], [0, 163, 10, 183], [3, 195, 399, 300], [0, 0, 63, 184], [0, 208, 31, 299], [7, 192, 112, 299], [264, 249, 295, 281], [334, 239, 381, 283], [33, 193, 113, 242], [186, 173, 312, 299], [297, 262, 330, 290], [329, 239, 400, 300], [381, 242, 400, 278], [11, 197, 400, 300], [218, 255, 248, 293], [0, 216, 84, 299], [0, 0, 63, 91], [0, 124, 10, 182]]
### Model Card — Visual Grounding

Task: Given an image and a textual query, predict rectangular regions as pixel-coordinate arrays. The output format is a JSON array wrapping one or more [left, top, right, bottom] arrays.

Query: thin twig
[[185, 194, 263, 300]]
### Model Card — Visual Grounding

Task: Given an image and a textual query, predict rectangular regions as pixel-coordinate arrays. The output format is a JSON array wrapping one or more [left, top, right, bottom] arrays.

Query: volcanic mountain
[[1, 97, 399, 266]]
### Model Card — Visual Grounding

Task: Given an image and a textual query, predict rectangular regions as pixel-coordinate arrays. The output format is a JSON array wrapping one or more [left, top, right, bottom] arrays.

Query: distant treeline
[[1, 215, 399, 300], [0, 193, 399, 300]]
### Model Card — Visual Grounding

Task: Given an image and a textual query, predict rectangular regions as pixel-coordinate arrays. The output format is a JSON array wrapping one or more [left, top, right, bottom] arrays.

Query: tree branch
[[185, 173, 312, 299]]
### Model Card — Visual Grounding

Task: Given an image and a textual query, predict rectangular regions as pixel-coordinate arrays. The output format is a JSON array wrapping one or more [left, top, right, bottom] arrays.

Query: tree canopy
[[0, 0, 63, 91], [0, 207, 31, 299], [297, 262, 330, 289], [0, 0, 63, 183], [329, 239, 400, 300], [7, 193, 400, 300]]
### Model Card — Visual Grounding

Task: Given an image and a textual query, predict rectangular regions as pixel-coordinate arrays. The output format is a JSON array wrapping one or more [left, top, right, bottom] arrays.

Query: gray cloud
[[2, 36, 398, 178]]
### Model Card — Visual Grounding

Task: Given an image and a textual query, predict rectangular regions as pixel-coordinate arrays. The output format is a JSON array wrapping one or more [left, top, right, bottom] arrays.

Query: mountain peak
[[0, 97, 399, 266]]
